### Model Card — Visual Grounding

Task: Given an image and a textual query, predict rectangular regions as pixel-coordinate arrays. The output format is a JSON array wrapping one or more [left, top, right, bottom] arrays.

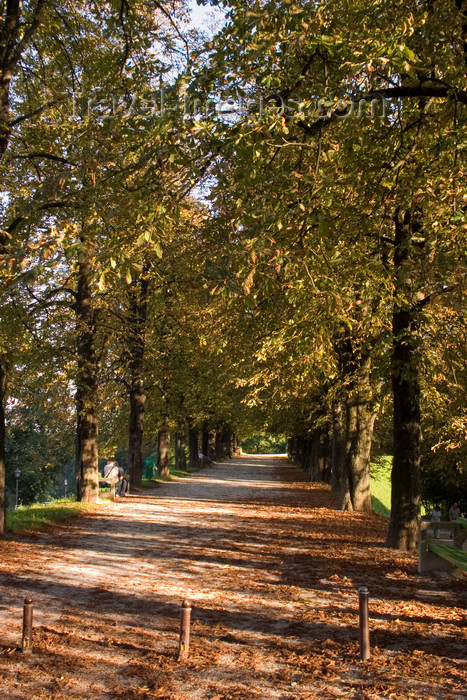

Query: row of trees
[[0, 0, 243, 520], [193, 0, 466, 548], [0, 1, 465, 550]]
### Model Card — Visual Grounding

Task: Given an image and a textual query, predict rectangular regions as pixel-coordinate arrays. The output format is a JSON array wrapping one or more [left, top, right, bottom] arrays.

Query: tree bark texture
[[157, 420, 170, 478], [331, 401, 345, 493], [223, 430, 232, 457], [0, 362, 6, 534], [188, 422, 199, 468], [175, 424, 187, 471], [308, 424, 331, 483], [303, 436, 312, 476], [288, 437, 297, 464], [128, 380, 145, 487], [340, 389, 376, 513], [201, 421, 209, 459], [289, 436, 305, 470], [127, 276, 149, 488], [74, 256, 100, 503], [386, 209, 422, 550], [215, 429, 225, 461], [208, 428, 216, 462], [335, 328, 375, 513]]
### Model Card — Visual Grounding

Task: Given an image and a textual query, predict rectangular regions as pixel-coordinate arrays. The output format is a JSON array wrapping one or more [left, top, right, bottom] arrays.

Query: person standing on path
[[431, 504, 442, 538]]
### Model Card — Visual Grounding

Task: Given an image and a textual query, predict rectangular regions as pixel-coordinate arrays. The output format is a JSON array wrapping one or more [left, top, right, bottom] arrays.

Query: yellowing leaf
[[243, 268, 255, 295], [153, 242, 163, 259]]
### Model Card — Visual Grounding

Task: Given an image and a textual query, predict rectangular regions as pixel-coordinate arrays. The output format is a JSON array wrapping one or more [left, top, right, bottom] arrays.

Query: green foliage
[[6, 499, 90, 533], [241, 434, 287, 454], [5, 398, 74, 507], [420, 449, 466, 516], [420, 302, 467, 515]]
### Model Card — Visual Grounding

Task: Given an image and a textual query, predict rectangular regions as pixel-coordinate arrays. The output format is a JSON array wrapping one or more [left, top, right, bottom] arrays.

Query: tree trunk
[[331, 401, 345, 493], [175, 424, 187, 471], [310, 423, 331, 483], [188, 422, 199, 468], [74, 254, 100, 503], [222, 428, 232, 457], [0, 361, 6, 534], [0, 79, 10, 168], [128, 380, 145, 487], [127, 276, 149, 488], [291, 436, 304, 469], [208, 428, 216, 462], [386, 209, 422, 550], [201, 421, 209, 459], [157, 420, 170, 478], [215, 429, 224, 460], [340, 364, 375, 513], [334, 325, 376, 513], [303, 435, 312, 475]]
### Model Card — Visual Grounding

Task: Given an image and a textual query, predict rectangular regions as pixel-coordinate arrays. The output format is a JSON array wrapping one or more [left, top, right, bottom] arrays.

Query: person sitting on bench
[[115, 461, 128, 497], [103, 459, 118, 481]]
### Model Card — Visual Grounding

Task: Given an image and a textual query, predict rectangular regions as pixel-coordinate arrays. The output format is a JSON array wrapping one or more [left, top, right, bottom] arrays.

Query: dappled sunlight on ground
[[0, 456, 465, 698]]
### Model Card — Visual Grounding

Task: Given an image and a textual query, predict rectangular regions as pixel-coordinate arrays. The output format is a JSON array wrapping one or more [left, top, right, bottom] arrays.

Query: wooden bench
[[418, 520, 467, 574]]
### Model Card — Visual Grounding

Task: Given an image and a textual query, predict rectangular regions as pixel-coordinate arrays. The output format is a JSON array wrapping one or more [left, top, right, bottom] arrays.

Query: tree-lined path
[[0, 457, 465, 699]]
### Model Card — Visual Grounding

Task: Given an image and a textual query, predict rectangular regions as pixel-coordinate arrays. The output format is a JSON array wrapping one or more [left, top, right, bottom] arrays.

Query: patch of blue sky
[[188, 0, 226, 33]]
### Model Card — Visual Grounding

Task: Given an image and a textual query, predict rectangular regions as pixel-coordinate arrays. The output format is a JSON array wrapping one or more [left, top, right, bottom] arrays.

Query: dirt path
[[0, 456, 465, 699]]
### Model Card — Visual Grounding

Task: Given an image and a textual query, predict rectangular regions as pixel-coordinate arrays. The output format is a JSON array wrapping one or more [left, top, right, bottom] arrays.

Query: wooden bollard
[[177, 599, 192, 660], [358, 586, 370, 661], [22, 597, 33, 654]]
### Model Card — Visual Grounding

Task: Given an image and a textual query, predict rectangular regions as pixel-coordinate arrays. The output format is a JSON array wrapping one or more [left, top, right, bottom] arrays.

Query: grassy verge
[[370, 455, 392, 518], [137, 465, 202, 489], [7, 499, 90, 533]]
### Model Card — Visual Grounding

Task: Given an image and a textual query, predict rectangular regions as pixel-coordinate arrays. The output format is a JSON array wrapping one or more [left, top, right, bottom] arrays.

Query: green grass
[[369, 455, 429, 518], [7, 499, 90, 533], [137, 466, 201, 489], [370, 455, 392, 518]]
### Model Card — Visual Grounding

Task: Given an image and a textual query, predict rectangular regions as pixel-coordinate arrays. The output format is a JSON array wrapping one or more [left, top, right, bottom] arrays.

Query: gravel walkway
[[0, 456, 465, 699]]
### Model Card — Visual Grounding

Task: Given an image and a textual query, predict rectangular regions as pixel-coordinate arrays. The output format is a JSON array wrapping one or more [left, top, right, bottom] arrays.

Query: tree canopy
[[0, 0, 465, 549]]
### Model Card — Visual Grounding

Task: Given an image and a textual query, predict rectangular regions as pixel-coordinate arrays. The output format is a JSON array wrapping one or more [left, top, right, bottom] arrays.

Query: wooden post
[[177, 599, 192, 660], [22, 597, 33, 654], [358, 586, 370, 661]]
